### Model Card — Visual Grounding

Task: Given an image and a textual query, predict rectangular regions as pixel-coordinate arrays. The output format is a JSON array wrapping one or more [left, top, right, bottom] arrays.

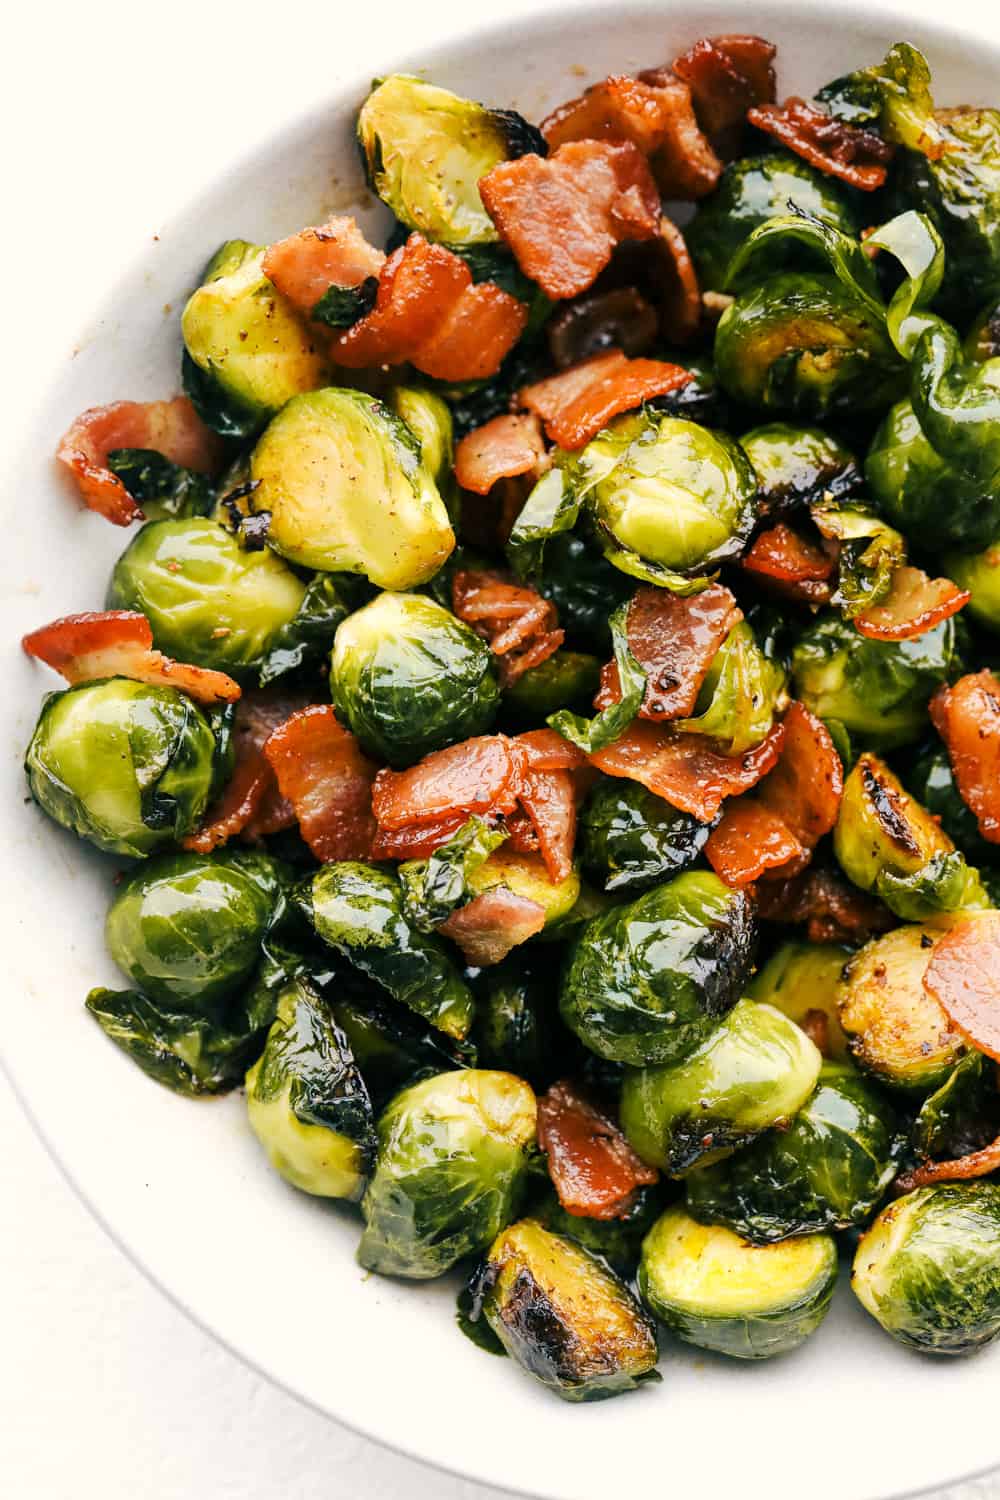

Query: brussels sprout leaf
[[311, 276, 380, 329], [106, 448, 216, 519], [181, 349, 263, 442], [815, 71, 883, 125], [258, 574, 351, 684], [399, 816, 509, 931], [547, 602, 644, 754], [811, 500, 906, 617], [913, 1050, 1000, 1161], [875, 849, 989, 921], [506, 468, 582, 581], [724, 210, 885, 323], [85, 987, 265, 1097]]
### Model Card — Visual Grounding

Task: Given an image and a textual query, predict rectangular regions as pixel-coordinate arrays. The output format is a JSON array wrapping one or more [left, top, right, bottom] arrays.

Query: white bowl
[[4, 3, 1000, 1497]]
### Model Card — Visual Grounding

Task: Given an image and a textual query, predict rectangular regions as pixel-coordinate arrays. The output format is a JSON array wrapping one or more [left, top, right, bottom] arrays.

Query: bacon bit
[[656, 217, 703, 344], [372, 736, 523, 832], [454, 413, 547, 496], [262, 215, 386, 318], [757, 702, 843, 854], [479, 140, 661, 301], [635, 66, 724, 198], [369, 813, 471, 862], [518, 767, 577, 884], [896, 1134, 1000, 1194], [747, 97, 894, 190], [517, 349, 692, 450], [186, 756, 270, 854], [516, 728, 590, 772], [756, 866, 896, 945], [931, 672, 1000, 844], [741, 523, 836, 605], [706, 801, 806, 887], [673, 35, 776, 154], [22, 611, 240, 706], [590, 720, 785, 822], [924, 911, 1000, 1063], [262, 705, 376, 862], [452, 569, 564, 686], [438, 886, 547, 966], [595, 583, 742, 722], [537, 1079, 659, 1219], [57, 397, 225, 526], [505, 807, 540, 854], [331, 233, 526, 381], [855, 565, 969, 641]]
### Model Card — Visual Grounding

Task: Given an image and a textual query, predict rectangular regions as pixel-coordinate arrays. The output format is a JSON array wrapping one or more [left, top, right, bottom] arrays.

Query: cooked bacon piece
[[22, 610, 240, 706], [439, 886, 547, 966], [855, 565, 969, 641], [741, 523, 836, 604], [372, 735, 523, 831], [590, 719, 785, 822], [516, 728, 590, 772], [262, 215, 386, 317], [706, 800, 806, 887], [542, 74, 687, 154], [518, 767, 577, 885], [452, 569, 564, 686], [517, 349, 691, 450], [331, 233, 526, 381], [263, 705, 376, 862], [454, 413, 547, 497], [931, 671, 1000, 844], [673, 35, 776, 154], [657, 217, 703, 344], [595, 583, 742, 722], [634, 66, 724, 198], [757, 866, 895, 945], [924, 912, 1000, 1063], [896, 1134, 1000, 1194], [183, 688, 307, 852], [370, 813, 472, 862], [57, 397, 224, 526], [758, 703, 843, 855], [537, 1079, 659, 1219], [505, 807, 541, 854], [479, 140, 661, 301], [748, 97, 894, 190]]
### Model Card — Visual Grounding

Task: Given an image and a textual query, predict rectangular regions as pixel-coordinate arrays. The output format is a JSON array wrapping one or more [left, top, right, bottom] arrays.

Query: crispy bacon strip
[[452, 569, 564, 686], [673, 35, 776, 153], [262, 215, 386, 317], [372, 735, 523, 831], [537, 1079, 659, 1219], [748, 97, 894, 190], [931, 671, 1000, 844], [183, 688, 307, 852], [370, 813, 472, 862], [517, 349, 691, 450], [263, 705, 376, 862], [741, 523, 835, 604], [924, 912, 1000, 1063], [706, 800, 806, 886], [517, 728, 589, 772], [595, 583, 742, 722], [479, 140, 661, 301], [518, 767, 577, 885], [855, 565, 969, 641], [22, 611, 240, 706], [635, 66, 724, 197], [756, 866, 895, 944], [438, 886, 546, 966], [331, 233, 526, 381], [896, 1135, 1000, 1194], [757, 703, 844, 856], [454, 413, 547, 496], [57, 397, 224, 526], [590, 719, 785, 822]]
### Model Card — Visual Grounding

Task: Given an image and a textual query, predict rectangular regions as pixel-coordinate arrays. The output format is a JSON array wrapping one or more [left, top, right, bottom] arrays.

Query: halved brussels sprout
[[673, 621, 786, 755], [358, 74, 541, 247], [470, 955, 563, 1088], [501, 650, 602, 722], [246, 977, 376, 1199], [579, 779, 711, 895], [943, 535, 1000, 633], [810, 499, 906, 619], [560, 872, 755, 1066], [620, 998, 822, 1176], [685, 1061, 901, 1242], [639, 1206, 838, 1359], [746, 941, 853, 1061], [250, 389, 455, 589], [330, 591, 498, 766], [181, 239, 327, 426], [913, 1050, 1000, 1163], [529, 1183, 666, 1275], [358, 1068, 537, 1278], [390, 385, 455, 489], [327, 980, 471, 1111], [853, 1183, 1000, 1354], [740, 422, 860, 517], [470, 1219, 659, 1401], [837, 925, 965, 1093], [24, 679, 217, 857]]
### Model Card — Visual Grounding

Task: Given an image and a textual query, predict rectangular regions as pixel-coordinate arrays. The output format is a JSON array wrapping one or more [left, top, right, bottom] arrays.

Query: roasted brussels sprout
[[833, 753, 988, 921], [467, 847, 581, 927], [685, 1061, 901, 1242], [746, 941, 853, 1060], [579, 780, 711, 895], [469, 1219, 659, 1400], [397, 816, 507, 931], [853, 1183, 1000, 1354], [740, 422, 861, 517], [943, 536, 1000, 634], [250, 389, 454, 589], [837, 925, 965, 1093], [529, 1183, 666, 1275], [620, 999, 822, 1176], [327, 981, 471, 1110], [674, 621, 786, 755], [536, 532, 632, 653], [470, 956, 562, 1088], [24, 679, 217, 857], [330, 591, 498, 766], [913, 1050, 1000, 1163], [810, 499, 906, 619], [501, 650, 602, 722], [560, 872, 755, 1066], [639, 1206, 838, 1359], [358, 1069, 537, 1278], [245, 977, 376, 1199], [390, 386, 454, 489]]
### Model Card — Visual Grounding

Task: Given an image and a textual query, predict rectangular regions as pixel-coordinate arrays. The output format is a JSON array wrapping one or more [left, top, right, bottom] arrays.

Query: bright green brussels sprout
[[250, 389, 454, 589], [105, 849, 287, 1009], [673, 621, 786, 755], [501, 650, 602, 722], [579, 779, 711, 895], [530, 1183, 667, 1275], [470, 955, 563, 1088], [943, 535, 1000, 633], [389, 385, 454, 487], [358, 1068, 537, 1278], [833, 753, 988, 922], [357, 74, 542, 247], [24, 679, 217, 857], [620, 999, 822, 1176], [837, 925, 965, 1094], [746, 941, 852, 1061], [309, 862, 474, 1040], [852, 1183, 1000, 1354], [469, 1219, 659, 1400], [639, 1206, 838, 1360], [398, 816, 508, 931], [537, 533, 632, 652], [329, 591, 498, 765], [560, 872, 755, 1066], [685, 1061, 901, 1242], [739, 422, 861, 518], [245, 977, 376, 1199], [327, 980, 472, 1111], [908, 743, 999, 868], [686, 155, 859, 293], [181, 239, 326, 429], [791, 611, 961, 750]]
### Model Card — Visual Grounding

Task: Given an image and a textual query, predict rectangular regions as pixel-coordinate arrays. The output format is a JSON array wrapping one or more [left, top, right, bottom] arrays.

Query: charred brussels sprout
[[250, 389, 454, 589], [245, 978, 376, 1199], [686, 1061, 901, 1242], [358, 1069, 537, 1278], [330, 592, 498, 765], [580, 780, 711, 895], [470, 1219, 659, 1400], [639, 1206, 838, 1359], [24, 679, 217, 857], [620, 999, 822, 1176], [559, 872, 755, 1066], [740, 423, 861, 517], [747, 941, 853, 1060], [852, 1183, 1000, 1354]]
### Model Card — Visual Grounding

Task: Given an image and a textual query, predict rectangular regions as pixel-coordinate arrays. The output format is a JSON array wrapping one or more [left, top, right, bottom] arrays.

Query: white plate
[[4, 4, 1000, 1498]]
